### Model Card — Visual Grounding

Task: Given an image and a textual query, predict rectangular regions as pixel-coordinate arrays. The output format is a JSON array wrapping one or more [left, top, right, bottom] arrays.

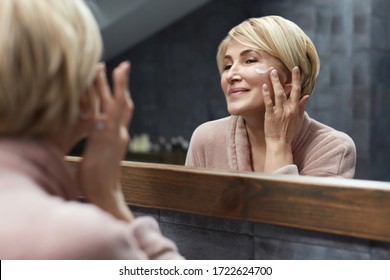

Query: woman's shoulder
[[190, 116, 231, 142], [300, 114, 357, 168], [306, 116, 355, 149], [295, 114, 357, 178], [194, 116, 231, 132]]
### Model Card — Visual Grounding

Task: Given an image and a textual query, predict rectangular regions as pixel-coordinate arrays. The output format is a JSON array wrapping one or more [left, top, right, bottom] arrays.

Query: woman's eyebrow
[[223, 54, 232, 61], [240, 49, 260, 56], [224, 49, 260, 60]]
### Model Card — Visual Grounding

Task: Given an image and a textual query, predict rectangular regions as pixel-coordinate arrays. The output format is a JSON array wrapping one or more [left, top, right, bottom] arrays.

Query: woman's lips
[[228, 88, 249, 97]]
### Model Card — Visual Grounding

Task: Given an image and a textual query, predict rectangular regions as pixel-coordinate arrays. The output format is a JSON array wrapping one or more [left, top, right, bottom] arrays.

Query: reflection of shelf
[[125, 150, 187, 165], [68, 140, 187, 165]]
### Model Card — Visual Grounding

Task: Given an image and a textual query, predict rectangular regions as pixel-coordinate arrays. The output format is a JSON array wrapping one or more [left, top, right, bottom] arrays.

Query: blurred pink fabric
[[0, 139, 183, 259]]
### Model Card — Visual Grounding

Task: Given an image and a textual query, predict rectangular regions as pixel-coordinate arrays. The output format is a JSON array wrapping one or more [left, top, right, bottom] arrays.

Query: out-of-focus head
[[216, 15, 320, 98], [0, 0, 102, 138]]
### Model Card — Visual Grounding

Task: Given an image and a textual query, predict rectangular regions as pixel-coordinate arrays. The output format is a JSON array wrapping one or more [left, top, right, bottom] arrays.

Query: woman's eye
[[245, 58, 257, 64], [224, 65, 232, 70]]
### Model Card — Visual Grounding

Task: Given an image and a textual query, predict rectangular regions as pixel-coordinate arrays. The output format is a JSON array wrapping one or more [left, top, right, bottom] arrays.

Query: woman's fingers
[[92, 61, 133, 128], [113, 61, 128, 101], [94, 63, 112, 113], [270, 69, 287, 109], [113, 61, 133, 127], [262, 83, 274, 113], [121, 63, 134, 127], [290, 66, 302, 104]]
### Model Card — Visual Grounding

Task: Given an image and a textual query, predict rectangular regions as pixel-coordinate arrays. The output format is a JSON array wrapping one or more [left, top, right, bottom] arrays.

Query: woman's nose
[[226, 67, 242, 84]]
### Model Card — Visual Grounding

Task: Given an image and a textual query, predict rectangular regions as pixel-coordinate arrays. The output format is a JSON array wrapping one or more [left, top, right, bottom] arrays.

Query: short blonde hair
[[0, 0, 102, 138], [217, 16, 320, 97]]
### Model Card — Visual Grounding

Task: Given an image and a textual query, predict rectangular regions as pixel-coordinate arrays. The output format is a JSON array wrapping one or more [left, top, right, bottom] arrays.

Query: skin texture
[[48, 61, 135, 222], [220, 40, 309, 173]]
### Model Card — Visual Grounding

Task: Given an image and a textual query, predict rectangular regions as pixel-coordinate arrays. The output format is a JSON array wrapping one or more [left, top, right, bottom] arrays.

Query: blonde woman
[[0, 0, 182, 259], [186, 16, 356, 178]]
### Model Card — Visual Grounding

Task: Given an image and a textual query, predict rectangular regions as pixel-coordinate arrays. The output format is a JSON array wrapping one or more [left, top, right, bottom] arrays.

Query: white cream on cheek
[[255, 67, 271, 75]]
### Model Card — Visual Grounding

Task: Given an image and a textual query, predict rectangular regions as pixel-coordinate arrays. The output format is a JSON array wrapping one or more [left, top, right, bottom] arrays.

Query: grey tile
[[353, 0, 373, 15], [330, 56, 353, 85], [254, 237, 370, 260], [353, 14, 370, 36], [370, 241, 390, 260], [160, 209, 253, 236], [316, 6, 332, 35], [354, 156, 371, 180], [352, 86, 371, 120], [373, 0, 390, 17], [287, 6, 317, 33], [371, 17, 388, 51], [352, 54, 371, 86], [253, 223, 369, 253], [350, 119, 370, 157], [161, 222, 253, 260]]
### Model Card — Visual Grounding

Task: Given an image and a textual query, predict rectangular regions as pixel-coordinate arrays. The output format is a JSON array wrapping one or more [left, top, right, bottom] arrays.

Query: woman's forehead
[[224, 39, 268, 58]]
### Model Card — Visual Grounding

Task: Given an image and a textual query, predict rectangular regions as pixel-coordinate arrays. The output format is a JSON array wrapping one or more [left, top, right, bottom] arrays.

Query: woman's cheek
[[220, 76, 229, 96]]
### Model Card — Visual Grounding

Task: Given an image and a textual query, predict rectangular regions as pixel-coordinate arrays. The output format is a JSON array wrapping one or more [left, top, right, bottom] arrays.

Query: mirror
[[81, 0, 390, 182]]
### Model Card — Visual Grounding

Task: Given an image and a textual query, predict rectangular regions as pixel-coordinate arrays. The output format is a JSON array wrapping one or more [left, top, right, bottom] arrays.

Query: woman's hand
[[77, 61, 134, 222], [262, 66, 309, 173]]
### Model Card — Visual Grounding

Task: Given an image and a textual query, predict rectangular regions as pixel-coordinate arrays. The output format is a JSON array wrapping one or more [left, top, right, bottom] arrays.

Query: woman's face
[[220, 39, 289, 118]]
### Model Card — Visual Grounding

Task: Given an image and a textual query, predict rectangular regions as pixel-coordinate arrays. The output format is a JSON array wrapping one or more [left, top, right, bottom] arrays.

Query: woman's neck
[[241, 111, 267, 172], [242, 112, 266, 147]]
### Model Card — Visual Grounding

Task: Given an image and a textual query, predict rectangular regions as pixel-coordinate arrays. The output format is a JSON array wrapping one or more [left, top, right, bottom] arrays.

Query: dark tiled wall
[[369, 0, 390, 181], [107, 0, 390, 181], [132, 206, 390, 260]]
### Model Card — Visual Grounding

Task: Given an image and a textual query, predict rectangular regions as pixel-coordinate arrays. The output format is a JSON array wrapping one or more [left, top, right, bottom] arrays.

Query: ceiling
[[85, 0, 212, 61]]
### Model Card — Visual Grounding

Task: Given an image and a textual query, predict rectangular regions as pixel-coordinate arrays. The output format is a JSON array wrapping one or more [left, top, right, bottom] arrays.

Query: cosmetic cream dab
[[255, 67, 270, 74]]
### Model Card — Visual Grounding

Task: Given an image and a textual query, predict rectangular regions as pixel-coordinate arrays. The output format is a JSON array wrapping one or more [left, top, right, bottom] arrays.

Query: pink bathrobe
[[186, 113, 356, 178], [0, 139, 183, 259]]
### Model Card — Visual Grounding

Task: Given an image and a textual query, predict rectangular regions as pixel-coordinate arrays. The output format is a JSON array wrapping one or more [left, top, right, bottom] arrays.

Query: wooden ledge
[[66, 156, 390, 243]]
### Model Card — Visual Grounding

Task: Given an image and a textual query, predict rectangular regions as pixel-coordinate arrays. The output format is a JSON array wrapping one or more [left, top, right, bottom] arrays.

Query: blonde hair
[[0, 0, 102, 138], [217, 16, 320, 97]]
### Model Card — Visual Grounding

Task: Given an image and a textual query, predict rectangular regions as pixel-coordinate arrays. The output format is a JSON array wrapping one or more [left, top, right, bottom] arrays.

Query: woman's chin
[[227, 106, 243, 116]]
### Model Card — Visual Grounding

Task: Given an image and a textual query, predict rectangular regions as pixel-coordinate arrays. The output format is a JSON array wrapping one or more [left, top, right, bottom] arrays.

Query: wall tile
[[160, 209, 253, 235], [254, 237, 370, 260], [161, 222, 253, 259], [253, 223, 369, 253], [369, 241, 390, 259]]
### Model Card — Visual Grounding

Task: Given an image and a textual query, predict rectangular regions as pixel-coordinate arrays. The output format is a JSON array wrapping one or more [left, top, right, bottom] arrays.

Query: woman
[[0, 0, 182, 259], [185, 16, 356, 178]]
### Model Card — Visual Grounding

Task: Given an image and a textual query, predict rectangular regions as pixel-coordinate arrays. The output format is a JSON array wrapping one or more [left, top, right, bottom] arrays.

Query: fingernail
[[271, 69, 277, 78], [262, 84, 268, 91], [120, 60, 130, 68], [124, 61, 130, 71]]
